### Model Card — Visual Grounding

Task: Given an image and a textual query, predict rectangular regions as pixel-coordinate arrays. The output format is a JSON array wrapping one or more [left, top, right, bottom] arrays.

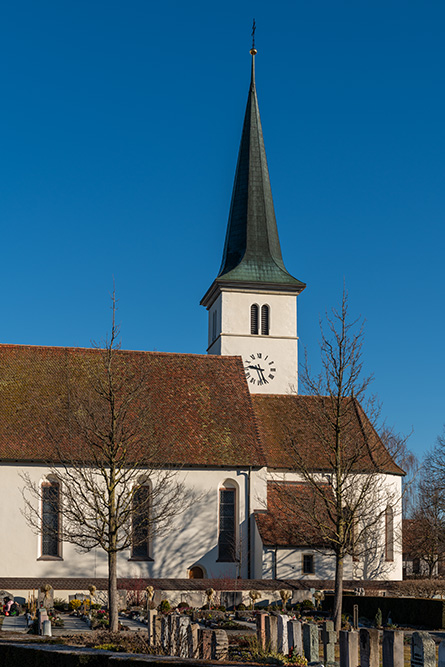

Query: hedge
[[322, 594, 445, 630]]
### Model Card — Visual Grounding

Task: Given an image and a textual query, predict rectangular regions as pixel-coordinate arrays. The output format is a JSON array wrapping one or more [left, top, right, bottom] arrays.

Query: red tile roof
[[255, 481, 335, 547], [0, 344, 266, 467], [251, 394, 403, 475]]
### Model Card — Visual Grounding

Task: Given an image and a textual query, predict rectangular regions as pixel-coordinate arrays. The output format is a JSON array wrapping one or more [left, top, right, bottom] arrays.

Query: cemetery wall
[[324, 594, 445, 630]]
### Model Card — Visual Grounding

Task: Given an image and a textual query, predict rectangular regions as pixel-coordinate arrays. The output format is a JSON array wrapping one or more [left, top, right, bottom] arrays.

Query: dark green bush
[[158, 599, 170, 614]]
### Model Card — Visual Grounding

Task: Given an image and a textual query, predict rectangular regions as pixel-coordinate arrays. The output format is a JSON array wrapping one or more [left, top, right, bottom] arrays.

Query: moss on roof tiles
[[0, 344, 266, 467]]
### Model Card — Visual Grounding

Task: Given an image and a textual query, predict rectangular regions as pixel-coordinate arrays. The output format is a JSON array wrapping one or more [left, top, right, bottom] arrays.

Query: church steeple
[[202, 45, 305, 302], [201, 37, 305, 396]]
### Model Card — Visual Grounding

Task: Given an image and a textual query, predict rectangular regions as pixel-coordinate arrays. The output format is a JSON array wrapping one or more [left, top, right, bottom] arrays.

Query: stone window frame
[[302, 553, 315, 574], [38, 476, 63, 561], [129, 480, 153, 562], [217, 479, 239, 563]]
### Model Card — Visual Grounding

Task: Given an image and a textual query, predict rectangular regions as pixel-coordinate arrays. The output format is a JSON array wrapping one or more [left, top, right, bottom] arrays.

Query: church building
[[0, 46, 403, 599]]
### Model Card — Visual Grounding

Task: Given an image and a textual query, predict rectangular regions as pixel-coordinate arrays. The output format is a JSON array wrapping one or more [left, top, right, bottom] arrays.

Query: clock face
[[244, 352, 277, 387]]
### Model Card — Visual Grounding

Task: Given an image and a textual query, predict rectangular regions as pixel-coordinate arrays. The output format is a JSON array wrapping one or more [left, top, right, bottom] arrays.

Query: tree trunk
[[108, 549, 118, 632], [333, 552, 344, 632]]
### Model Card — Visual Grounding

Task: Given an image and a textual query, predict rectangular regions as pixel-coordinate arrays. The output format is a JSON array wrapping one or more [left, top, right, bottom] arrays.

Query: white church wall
[[0, 464, 268, 581], [264, 470, 403, 581], [262, 546, 342, 580]]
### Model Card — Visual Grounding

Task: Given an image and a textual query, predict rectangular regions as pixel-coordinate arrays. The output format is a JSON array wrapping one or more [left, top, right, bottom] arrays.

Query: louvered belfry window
[[41, 482, 60, 557], [218, 488, 236, 562], [261, 305, 270, 335], [250, 304, 259, 335], [132, 486, 150, 558]]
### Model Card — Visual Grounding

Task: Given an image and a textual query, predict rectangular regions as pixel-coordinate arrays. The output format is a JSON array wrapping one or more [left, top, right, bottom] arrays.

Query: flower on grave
[[285, 648, 308, 666]]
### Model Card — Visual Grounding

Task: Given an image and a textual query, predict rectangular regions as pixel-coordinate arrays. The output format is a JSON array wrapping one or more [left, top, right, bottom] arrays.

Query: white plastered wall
[[207, 289, 299, 395], [262, 470, 403, 581], [0, 464, 268, 582]]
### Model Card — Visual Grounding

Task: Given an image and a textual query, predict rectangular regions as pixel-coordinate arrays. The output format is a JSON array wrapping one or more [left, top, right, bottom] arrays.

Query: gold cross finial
[[250, 19, 257, 55]]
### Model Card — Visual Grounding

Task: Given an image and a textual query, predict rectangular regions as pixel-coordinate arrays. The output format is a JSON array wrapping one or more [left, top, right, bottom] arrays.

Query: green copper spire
[[214, 47, 305, 291]]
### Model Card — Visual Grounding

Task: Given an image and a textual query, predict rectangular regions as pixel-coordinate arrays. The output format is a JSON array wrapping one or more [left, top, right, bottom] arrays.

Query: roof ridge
[[0, 343, 244, 362]]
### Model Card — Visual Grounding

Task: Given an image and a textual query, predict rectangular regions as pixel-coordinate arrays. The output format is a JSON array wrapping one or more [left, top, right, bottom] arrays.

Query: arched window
[[385, 505, 394, 561], [250, 304, 259, 335], [41, 479, 60, 558], [261, 305, 270, 335], [188, 565, 205, 579], [132, 485, 150, 559], [218, 482, 237, 562]]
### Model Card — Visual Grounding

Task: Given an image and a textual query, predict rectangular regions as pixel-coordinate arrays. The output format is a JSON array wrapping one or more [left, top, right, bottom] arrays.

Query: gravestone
[[360, 628, 379, 667], [38, 608, 49, 635], [177, 615, 190, 657], [322, 620, 338, 667], [382, 629, 404, 667], [265, 614, 278, 652], [411, 632, 435, 667], [161, 615, 169, 652], [288, 620, 303, 656], [147, 609, 157, 645], [153, 615, 162, 646], [199, 628, 212, 660], [303, 622, 319, 663], [277, 614, 290, 653], [187, 622, 199, 659], [211, 629, 229, 660], [169, 613, 180, 655], [339, 630, 359, 667], [38, 586, 54, 609], [438, 640, 445, 667], [257, 613, 267, 650]]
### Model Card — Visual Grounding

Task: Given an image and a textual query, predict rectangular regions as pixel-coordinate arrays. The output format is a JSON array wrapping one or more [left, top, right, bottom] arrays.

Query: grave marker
[[303, 622, 319, 663], [360, 628, 379, 667], [411, 632, 435, 667]]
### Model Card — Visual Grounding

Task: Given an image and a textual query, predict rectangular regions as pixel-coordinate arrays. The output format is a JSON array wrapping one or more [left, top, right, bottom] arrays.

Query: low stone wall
[[0, 643, 227, 666]]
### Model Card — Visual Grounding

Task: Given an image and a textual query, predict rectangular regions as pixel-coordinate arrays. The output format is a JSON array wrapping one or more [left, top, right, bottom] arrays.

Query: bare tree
[[404, 430, 445, 578], [22, 294, 192, 631], [277, 291, 404, 631]]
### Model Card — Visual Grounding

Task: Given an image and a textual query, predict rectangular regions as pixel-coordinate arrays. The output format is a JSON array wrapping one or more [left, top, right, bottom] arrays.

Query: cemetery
[[2, 585, 445, 666]]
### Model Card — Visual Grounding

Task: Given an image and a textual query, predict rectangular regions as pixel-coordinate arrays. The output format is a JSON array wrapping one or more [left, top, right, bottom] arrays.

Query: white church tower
[[201, 46, 306, 395]]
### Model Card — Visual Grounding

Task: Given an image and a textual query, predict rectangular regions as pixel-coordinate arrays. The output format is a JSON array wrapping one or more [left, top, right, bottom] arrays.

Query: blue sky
[[1, 1, 444, 459]]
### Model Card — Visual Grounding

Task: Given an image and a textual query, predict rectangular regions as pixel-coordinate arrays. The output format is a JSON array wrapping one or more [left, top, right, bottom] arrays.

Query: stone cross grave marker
[[322, 620, 338, 667]]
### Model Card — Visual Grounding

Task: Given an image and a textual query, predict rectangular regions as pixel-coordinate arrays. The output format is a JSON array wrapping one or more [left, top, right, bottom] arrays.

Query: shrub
[[218, 605, 226, 612], [177, 602, 189, 611], [374, 608, 383, 628], [158, 599, 170, 614], [69, 600, 82, 612], [301, 599, 314, 609], [53, 598, 67, 611], [237, 603, 247, 611]]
